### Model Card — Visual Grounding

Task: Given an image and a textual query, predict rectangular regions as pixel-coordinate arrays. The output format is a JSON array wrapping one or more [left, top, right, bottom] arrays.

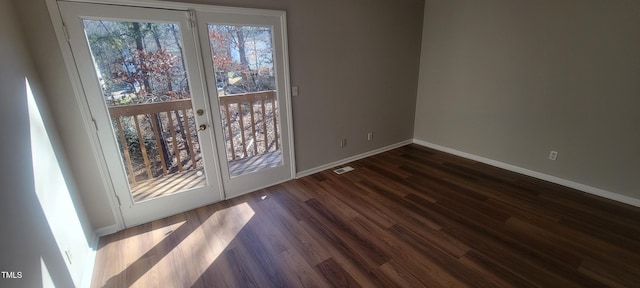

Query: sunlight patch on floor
[[130, 202, 255, 287], [127, 219, 186, 266], [95, 219, 186, 285]]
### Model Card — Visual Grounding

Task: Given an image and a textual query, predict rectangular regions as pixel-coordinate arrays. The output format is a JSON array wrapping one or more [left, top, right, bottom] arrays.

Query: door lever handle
[[198, 124, 207, 131]]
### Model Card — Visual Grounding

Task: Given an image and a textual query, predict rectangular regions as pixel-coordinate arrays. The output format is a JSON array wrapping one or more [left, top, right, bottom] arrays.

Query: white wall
[[415, 0, 640, 200], [14, 0, 119, 232], [0, 0, 95, 287]]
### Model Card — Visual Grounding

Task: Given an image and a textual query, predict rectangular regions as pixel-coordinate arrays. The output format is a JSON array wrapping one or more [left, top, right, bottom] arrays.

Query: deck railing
[[109, 91, 279, 184], [109, 99, 198, 184], [218, 90, 279, 161]]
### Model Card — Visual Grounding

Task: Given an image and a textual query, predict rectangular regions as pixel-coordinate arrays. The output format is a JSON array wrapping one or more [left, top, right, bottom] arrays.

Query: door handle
[[198, 124, 207, 131]]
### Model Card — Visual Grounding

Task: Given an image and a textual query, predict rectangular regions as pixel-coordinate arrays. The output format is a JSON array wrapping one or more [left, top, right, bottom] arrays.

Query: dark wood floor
[[91, 144, 640, 287]]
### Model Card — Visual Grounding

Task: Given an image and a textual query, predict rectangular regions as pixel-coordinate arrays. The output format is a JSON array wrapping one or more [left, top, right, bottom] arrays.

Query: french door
[[59, 1, 294, 227], [196, 10, 294, 198]]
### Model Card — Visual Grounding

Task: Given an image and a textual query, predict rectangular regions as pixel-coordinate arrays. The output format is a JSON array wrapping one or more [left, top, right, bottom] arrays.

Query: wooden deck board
[[130, 151, 282, 202], [229, 150, 282, 177]]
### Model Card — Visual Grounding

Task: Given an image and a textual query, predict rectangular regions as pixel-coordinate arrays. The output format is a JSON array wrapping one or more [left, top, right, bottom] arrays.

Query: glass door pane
[[83, 19, 207, 202], [207, 24, 283, 177]]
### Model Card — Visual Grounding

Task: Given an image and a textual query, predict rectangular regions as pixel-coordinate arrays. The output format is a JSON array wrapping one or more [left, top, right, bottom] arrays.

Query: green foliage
[[114, 95, 136, 106]]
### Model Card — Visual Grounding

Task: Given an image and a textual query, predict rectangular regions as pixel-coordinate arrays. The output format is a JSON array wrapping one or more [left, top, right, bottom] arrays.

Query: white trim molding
[[296, 139, 413, 178], [58, 0, 286, 16], [413, 139, 640, 208], [95, 224, 120, 238]]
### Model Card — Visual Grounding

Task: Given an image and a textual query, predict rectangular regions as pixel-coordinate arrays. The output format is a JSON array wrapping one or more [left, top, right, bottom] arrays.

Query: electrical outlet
[[548, 150, 558, 161], [340, 138, 347, 148], [291, 86, 299, 96], [367, 132, 373, 141]]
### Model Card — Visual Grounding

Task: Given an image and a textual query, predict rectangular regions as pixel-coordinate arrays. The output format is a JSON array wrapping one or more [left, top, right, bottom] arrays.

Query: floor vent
[[333, 166, 354, 175]]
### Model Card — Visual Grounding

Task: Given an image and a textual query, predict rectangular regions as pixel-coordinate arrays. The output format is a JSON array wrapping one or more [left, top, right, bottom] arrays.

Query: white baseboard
[[413, 139, 640, 208], [296, 139, 413, 178], [94, 224, 119, 238]]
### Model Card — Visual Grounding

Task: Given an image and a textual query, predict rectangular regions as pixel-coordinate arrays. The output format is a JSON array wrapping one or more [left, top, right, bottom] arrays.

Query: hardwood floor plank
[[389, 224, 499, 288], [304, 198, 391, 266], [297, 220, 392, 287], [459, 252, 537, 288], [503, 217, 584, 267], [261, 187, 333, 266], [234, 222, 290, 287], [378, 260, 429, 288], [456, 243, 585, 288], [355, 179, 442, 230], [315, 257, 362, 288], [314, 174, 398, 229], [578, 257, 640, 288], [199, 248, 260, 288], [442, 221, 606, 288], [275, 248, 332, 288], [349, 214, 470, 287], [507, 215, 640, 274], [91, 145, 640, 288]]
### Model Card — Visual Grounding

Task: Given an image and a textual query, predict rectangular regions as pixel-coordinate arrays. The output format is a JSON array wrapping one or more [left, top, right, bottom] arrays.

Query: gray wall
[[0, 1, 84, 287], [17, 0, 424, 232], [415, 0, 640, 199]]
